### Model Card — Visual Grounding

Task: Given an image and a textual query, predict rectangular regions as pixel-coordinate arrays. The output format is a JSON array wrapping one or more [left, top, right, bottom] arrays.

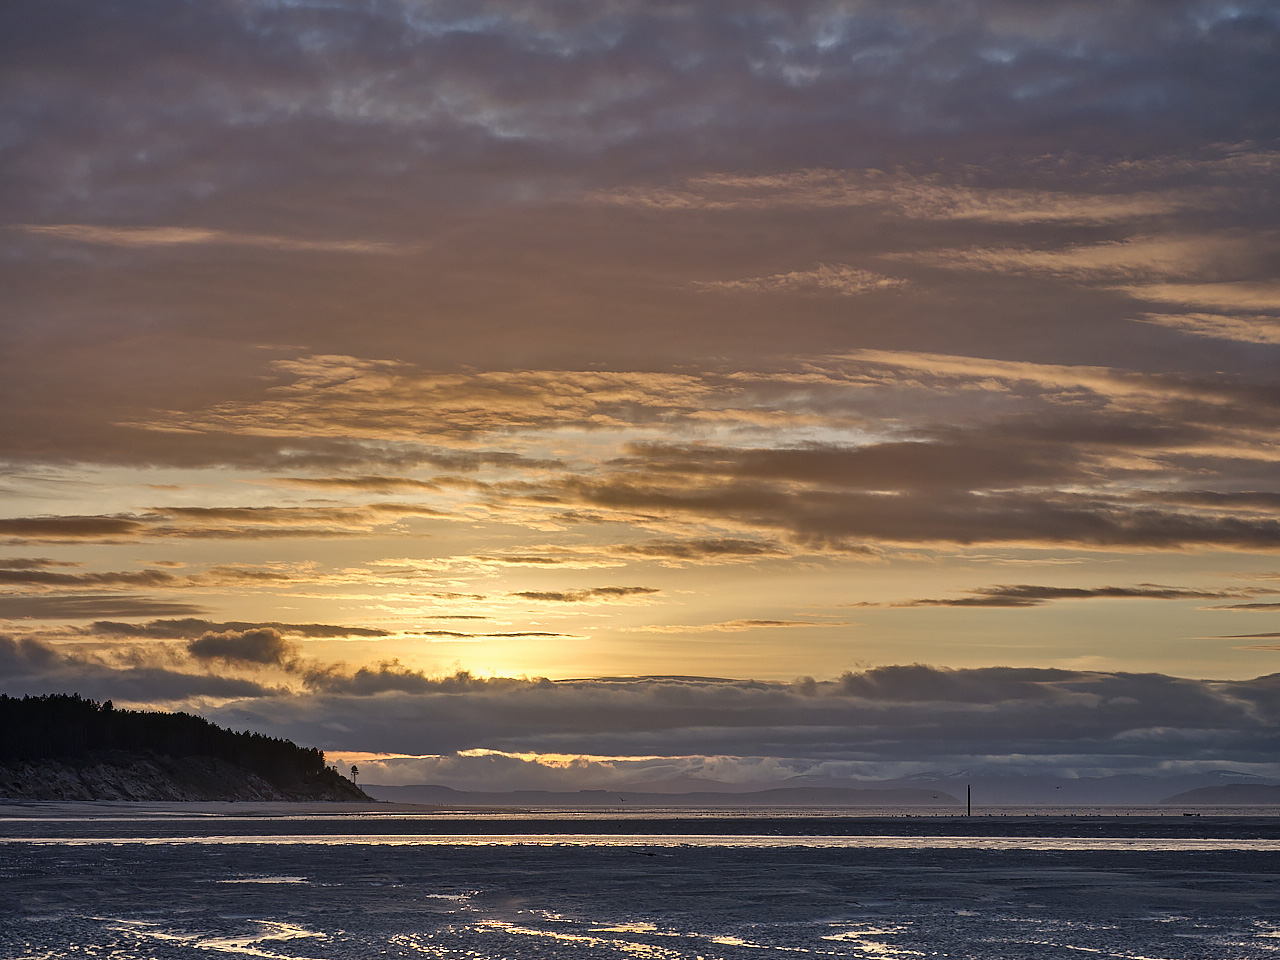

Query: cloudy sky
[[4, 0, 1280, 788]]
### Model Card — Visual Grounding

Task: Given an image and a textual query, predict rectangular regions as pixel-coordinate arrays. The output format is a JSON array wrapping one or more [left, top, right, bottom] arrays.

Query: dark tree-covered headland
[[0, 694, 369, 801]]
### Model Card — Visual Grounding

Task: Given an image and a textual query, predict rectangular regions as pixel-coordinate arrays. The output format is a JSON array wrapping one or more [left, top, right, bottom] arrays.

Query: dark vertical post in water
[[967, 784, 971, 816]]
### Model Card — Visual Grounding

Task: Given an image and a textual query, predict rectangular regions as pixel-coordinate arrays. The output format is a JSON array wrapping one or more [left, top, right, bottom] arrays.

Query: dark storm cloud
[[0, 517, 147, 542], [0, 595, 204, 620], [0, 558, 82, 570], [150, 503, 448, 530], [89, 618, 391, 640], [0, 564, 336, 595], [609, 538, 789, 562], [925, 410, 1222, 454], [0, 568, 181, 589], [187, 627, 298, 666], [483, 374, 1278, 548], [1148, 490, 1280, 511], [893, 583, 1262, 608], [76, 343, 1274, 555], [8, 345, 1278, 552], [0, 634, 60, 673], [468, 555, 581, 566], [619, 439, 1091, 491], [510, 586, 661, 602], [552, 478, 1280, 551], [0, 503, 449, 544]]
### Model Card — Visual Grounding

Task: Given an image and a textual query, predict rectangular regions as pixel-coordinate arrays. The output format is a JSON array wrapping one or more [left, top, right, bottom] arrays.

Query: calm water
[[2, 803, 1279, 958]]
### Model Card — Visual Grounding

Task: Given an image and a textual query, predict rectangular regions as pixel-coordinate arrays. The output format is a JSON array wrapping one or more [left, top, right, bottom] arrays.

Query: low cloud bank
[[8, 627, 1280, 784], [350, 749, 1280, 794], [200, 665, 1280, 781]]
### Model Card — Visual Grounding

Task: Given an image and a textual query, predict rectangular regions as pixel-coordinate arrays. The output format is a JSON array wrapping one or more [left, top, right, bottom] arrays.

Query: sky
[[4, 0, 1280, 790]]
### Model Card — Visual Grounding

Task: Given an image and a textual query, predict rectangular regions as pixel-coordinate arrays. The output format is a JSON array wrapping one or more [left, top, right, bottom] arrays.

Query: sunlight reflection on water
[[7, 833, 1280, 850], [6, 809, 1280, 959]]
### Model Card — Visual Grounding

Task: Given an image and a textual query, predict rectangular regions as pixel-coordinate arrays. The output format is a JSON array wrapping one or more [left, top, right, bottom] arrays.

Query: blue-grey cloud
[[0, 633, 274, 701], [187, 627, 298, 666], [197, 666, 1280, 777]]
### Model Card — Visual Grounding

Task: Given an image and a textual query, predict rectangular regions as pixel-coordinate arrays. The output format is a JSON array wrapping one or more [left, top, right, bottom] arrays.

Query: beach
[[3, 803, 1279, 958]]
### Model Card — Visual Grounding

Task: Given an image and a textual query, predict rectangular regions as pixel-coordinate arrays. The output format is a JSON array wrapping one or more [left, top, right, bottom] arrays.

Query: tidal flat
[[2, 803, 1279, 959]]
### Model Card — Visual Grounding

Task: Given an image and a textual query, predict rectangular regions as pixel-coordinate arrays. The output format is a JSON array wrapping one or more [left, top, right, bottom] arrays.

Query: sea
[[2, 802, 1280, 959]]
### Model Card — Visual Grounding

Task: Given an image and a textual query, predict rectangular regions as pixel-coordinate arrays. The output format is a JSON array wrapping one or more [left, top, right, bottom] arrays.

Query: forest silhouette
[[0, 693, 359, 798]]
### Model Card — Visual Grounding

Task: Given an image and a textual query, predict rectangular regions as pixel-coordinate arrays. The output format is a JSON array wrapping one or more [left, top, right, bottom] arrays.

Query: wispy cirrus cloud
[[694, 264, 906, 296], [0, 516, 148, 542], [1135, 313, 1280, 345], [1202, 602, 1280, 611], [510, 586, 661, 603], [8, 343, 1280, 561], [1120, 281, 1280, 312], [0, 502, 451, 544], [126, 356, 741, 442], [589, 169, 1202, 223], [608, 538, 790, 564], [544, 478, 1280, 553], [876, 583, 1265, 609], [0, 566, 182, 589], [17, 224, 404, 254], [0, 594, 205, 619], [832, 348, 1224, 405], [628, 618, 851, 634], [411, 630, 579, 641], [892, 236, 1258, 281], [89, 618, 392, 639]]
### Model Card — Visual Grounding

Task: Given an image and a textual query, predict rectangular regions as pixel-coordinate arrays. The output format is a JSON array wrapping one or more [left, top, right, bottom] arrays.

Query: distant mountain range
[[1161, 784, 1280, 804], [364, 784, 962, 806], [365, 769, 1280, 807], [793, 770, 1280, 806]]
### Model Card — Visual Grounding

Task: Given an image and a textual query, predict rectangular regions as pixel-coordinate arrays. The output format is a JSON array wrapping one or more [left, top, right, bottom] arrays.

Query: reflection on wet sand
[[8, 833, 1280, 851], [3, 805, 1279, 959]]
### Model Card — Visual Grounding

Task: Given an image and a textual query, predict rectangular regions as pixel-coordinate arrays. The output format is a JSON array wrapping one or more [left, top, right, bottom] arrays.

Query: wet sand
[[2, 804, 1279, 958]]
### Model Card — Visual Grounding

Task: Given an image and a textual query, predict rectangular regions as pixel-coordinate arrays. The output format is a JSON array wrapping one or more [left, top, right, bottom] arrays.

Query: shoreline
[[4, 802, 1280, 841]]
